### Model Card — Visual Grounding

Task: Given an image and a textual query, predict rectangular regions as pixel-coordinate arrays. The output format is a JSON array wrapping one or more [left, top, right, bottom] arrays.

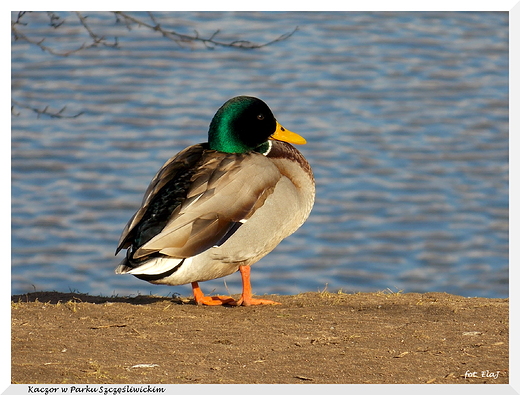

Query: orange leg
[[233, 266, 281, 306], [191, 282, 235, 306]]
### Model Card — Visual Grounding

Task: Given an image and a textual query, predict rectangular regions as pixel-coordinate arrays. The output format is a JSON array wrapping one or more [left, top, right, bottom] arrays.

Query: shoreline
[[12, 291, 508, 384]]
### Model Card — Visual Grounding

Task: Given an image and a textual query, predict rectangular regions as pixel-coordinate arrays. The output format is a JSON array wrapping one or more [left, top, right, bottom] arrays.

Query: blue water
[[11, 11, 508, 298]]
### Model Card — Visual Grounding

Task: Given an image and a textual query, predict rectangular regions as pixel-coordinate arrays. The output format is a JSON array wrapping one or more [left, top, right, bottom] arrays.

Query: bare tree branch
[[47, 11, 64, 28], [11, 11, 119, 57], [113, 11, 298, 50], [75, 11, 118, 49], [14, 11, 28, 25], [11, 99, 84, 119], [12, 11, 298, 57], [11, 11, 298, 119]]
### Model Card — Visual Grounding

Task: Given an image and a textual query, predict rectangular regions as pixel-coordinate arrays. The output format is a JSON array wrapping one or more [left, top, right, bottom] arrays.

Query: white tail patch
[[117, 256, 189, 276]]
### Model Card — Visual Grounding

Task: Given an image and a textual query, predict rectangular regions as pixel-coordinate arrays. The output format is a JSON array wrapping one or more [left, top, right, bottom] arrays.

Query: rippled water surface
[[11, 11, 508, 298]]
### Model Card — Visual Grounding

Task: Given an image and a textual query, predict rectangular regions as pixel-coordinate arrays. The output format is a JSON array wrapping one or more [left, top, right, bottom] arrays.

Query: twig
[[11, 11, 118, 57], [11, 99, 84, 119], [12, 11, 298, 56], [47, 12, 64, 28], [90, 324, 127, 329], [75, 11, 118, 49], [114, 11, 298, 50], [14, 11, 28, 25]]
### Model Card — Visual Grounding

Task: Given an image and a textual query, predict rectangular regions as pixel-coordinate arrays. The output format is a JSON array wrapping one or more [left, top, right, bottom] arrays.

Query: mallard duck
[[115, 96, 315, 306]]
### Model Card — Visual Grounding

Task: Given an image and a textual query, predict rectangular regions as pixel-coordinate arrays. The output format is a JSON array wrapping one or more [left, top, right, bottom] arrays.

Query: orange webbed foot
[[190, 266, 282, 307], [194, 295, 236, 306], [232, 266, 281, 307], [191, 282, 235, 306]]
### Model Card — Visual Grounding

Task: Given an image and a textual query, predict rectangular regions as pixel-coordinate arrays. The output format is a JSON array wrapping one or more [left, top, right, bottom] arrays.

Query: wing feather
[[116, 144, 206, 254], [117, 146, 281, 263]]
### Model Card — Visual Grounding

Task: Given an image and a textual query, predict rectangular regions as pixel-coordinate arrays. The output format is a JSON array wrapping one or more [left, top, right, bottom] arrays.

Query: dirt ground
[[11, 291, 508, 384]]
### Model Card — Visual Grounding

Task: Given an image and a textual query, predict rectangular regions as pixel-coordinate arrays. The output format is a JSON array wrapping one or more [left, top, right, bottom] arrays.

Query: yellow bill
[[270, 122, 307, 145]]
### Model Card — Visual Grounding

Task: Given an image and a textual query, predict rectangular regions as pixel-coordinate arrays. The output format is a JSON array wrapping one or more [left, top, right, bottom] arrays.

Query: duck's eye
[[257, 114, 264, 121]]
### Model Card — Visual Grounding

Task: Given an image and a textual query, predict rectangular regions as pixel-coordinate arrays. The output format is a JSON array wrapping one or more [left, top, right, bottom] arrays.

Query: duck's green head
[[208, 96, 306, 154]]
